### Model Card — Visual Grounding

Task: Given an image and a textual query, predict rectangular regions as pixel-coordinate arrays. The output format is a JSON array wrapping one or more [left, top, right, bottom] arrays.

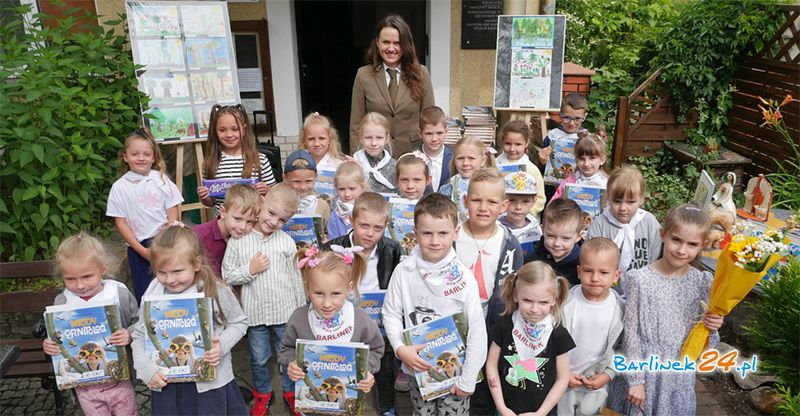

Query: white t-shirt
[[456, 223, 504, 315], [107, 170, 184, 242], [567, 286, 615, 382]]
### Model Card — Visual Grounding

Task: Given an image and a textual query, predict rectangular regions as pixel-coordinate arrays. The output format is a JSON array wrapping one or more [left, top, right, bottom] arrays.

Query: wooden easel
[[494, 108, 556, 148], [160, 139, 207, 223]]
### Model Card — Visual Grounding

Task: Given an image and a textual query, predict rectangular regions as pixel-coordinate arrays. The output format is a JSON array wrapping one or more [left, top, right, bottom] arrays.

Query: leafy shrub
[[743, 256, 800, 388], [557, 0, 678, 134], [629, 150, 697, 222], [0, 6, 148, 261], [655, 0, 779, 146]]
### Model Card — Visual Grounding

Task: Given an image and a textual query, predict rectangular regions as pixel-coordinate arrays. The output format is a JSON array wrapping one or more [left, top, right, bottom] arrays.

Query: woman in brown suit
[[349, 15, 435, 157]]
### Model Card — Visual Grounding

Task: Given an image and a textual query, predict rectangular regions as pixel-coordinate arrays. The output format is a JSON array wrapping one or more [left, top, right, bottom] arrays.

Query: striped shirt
[[222, 229, 307, 326], [212, 152, 276, 212]]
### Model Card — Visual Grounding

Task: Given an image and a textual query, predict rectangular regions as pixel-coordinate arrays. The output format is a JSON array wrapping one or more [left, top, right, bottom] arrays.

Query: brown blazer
[[349, 64, 435, 156]]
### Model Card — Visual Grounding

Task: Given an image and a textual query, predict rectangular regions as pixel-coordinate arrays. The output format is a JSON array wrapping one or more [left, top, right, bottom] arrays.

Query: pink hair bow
[[485, 146, 497, 155], [297, 244, 321, 269], [168, 220, 187, 228], [330, 245, 364, 265]]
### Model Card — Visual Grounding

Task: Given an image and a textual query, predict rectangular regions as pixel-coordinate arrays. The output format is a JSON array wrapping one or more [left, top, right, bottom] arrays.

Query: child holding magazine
[[551, 132, 609, 201], [279, 246, 385, 413], [328, 161, 368, 240], [42, 232, 139, 416], [382, 193, 487, 415], [284, 150, 332, 237], [438, 136, 496, 222], [486, 261, 574, 416], [323, 192, 403, 415], [197, 104, 276, 213], [496, 120, 546, 218], [132, 225, 249, 415]]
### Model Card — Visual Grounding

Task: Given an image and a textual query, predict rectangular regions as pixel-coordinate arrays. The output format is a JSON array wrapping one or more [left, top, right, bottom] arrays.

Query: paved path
[[0, 338, 728, 415]]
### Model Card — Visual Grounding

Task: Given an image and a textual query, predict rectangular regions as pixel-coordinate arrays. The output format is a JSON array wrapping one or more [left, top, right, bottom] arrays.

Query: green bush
[[0, 6, 148, 261], [655, 0, 779, 146], [629, 150, 697, 222], [743, 256, 800, 388]]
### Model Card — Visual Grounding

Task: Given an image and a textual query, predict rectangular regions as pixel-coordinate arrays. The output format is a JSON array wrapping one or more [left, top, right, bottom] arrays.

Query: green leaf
[[22, 186, 39, 201], [31, 144, 44, 162], [37, 107, 52, 125], [0, 222, 16, 234], [49, 215, 63, 228]]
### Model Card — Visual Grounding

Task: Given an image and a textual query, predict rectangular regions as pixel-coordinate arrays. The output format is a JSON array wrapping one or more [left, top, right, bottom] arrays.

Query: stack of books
[[444, 117, 463, 147], [461, 106, 496, 147]]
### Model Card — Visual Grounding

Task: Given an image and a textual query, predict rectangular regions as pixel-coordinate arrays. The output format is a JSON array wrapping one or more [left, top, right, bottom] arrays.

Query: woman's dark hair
[[367, 15, 426, 103]]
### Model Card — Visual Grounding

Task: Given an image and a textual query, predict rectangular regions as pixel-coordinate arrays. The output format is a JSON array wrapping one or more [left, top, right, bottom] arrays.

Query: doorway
[[294, 0, 427, 154]]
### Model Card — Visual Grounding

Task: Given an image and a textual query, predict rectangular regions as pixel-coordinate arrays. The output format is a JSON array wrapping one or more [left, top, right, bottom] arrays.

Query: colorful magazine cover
[[283, 215, 324, 249], [294, 340, 369, 416], [44, 301, 130, 390], [497, 162, 528, 175], [385, 197, 417, 255], [315, 168, 337, 200], [353, 291, 386, 336], [201, 177, 258, 198], [565, 184, 605, 218], [142, 293, 215, 383], [401, 313, 469, 401], [544, 137, 577, 184]]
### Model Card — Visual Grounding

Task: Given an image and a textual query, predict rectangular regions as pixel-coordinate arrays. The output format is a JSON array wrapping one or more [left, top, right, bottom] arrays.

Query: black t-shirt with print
[[489, 315, 575, 415]]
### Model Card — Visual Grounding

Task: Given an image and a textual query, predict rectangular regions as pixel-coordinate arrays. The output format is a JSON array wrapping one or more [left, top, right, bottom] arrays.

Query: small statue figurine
[[711, 172, 737, 219], [737, 174, 773, 222], [707, 172, 736, 248]]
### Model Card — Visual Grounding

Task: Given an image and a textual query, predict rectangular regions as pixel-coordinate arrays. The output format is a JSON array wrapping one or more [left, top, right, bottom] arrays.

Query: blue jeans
[[247, 324, 294, 394]]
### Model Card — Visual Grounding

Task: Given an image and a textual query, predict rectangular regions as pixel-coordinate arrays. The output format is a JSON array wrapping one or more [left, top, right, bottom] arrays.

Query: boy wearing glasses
[[537, 92, 589, 201]]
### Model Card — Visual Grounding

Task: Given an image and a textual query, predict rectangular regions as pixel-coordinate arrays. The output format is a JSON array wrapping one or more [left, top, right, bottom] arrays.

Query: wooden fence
[[611, 68, 693, 166], [724, 4, 800, 175]]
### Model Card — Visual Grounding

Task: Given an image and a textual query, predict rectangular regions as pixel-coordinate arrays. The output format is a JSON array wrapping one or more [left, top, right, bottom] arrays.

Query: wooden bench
[[0, 260, 65, 415]]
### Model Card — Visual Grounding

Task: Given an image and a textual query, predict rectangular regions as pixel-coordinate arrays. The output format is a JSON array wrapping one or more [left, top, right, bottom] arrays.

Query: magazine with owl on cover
[[142, 293, 215, 383], [44, 301, 130, 390], [294, 340, 370, 415]]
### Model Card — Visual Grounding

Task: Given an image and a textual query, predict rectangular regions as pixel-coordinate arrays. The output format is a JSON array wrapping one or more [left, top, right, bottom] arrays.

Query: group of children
[[42, 94, 724, 416]]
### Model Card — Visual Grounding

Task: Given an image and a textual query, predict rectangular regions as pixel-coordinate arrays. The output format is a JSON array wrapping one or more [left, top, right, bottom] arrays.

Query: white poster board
[[493, 15, 566, 111], [126, 1, 240, 142]]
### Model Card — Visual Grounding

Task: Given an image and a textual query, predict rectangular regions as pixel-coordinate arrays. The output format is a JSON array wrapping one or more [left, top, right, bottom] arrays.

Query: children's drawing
[[140, 73, 191, 103], [509, 49, 552, 108], [147, 107, 197, 141], [186, 38, 231, 69], [511, 17, 555, 48], [128, 4, 180, 37], [137, 39, 185, 71], [181, 4, 226, 37]]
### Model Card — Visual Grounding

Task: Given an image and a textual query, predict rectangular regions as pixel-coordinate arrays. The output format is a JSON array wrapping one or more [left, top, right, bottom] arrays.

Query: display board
[[126, 1, 240, 142], [493, 15, 566, 111]]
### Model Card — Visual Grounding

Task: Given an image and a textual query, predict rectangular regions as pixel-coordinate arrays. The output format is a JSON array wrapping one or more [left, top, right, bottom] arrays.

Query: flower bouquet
[[681, 224, 790, 361]]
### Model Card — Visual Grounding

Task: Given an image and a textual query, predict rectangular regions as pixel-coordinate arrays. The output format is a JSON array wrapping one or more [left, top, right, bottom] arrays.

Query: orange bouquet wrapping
[[681, 230, 788, 361]]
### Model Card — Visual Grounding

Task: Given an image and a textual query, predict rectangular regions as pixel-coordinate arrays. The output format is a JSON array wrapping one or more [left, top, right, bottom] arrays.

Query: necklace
[[467, 222, 497, 243]]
